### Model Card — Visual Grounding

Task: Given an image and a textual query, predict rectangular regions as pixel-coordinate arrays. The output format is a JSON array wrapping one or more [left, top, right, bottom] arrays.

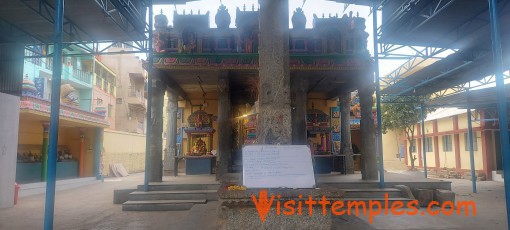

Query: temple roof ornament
[[215, 4, 231, 29], [22, 75, 37, 97], [291, 7, 306, 30], [154, 10, 168, 30]]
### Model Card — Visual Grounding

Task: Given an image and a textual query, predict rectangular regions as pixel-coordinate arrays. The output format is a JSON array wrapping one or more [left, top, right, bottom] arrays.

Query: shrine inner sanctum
[[147, 1, 377, 182]]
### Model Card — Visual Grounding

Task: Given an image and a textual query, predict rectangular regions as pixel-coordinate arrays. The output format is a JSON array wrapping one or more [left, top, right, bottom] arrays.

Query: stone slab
[[415, 189, 433, 207], [434, 189, 455, 206]]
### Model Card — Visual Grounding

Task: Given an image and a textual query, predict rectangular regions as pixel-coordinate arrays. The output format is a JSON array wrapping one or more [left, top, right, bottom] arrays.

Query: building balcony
[[127, 89, 146, 109], [62, 65, 93, 88], [19, 95, 109, 127]]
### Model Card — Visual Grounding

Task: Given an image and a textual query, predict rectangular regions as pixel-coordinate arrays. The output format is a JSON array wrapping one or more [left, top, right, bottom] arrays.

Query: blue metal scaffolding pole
[[466, 89, 477, 193], [489, 0, 510, 226], [373, 2, 385, 188], [43, 0, 64, 229], [421, 104, 427, 178], [144, 0, 154, 192]]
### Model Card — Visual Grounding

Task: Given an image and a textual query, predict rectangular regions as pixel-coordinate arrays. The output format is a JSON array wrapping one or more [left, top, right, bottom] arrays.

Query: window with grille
[[442, 135, 452, 152], [464, 133, 478, 151], [425, 137, 433, 152]]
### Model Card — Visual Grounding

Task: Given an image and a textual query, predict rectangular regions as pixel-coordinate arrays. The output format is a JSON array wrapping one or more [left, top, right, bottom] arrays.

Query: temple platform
[[153, 171, 452, 191], [318, 172, 452, 190]]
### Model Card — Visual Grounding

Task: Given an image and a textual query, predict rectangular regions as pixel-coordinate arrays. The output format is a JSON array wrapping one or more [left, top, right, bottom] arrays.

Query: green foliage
[[381, 98, 434, 170], [382, 102, 421, 135]]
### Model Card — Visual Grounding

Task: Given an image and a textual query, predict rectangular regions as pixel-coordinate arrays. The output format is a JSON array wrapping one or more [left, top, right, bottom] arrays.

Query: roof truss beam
[[94, 0, 149, 39], [17, 0, 91, 41], [0, 17, 46, 44], [24, 40, 148, 57]]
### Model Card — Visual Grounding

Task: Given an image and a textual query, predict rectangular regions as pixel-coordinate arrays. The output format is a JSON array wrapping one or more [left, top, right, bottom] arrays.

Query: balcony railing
[[128, 89, 146, 107], [73, 69, 92, 84]]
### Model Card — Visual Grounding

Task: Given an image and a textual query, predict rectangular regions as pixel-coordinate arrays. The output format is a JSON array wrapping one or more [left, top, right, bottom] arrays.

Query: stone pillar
[[340, 92, 354, 174], [217, 72, 232, 180], [164, 88, 178, 174], [291, 77, 307, 144], [41, 122, 49, 181], [93, 128, 104, 179], [257, 0, 292, 144], [359, 84, 378, 180], [149, 71, 166, 182]]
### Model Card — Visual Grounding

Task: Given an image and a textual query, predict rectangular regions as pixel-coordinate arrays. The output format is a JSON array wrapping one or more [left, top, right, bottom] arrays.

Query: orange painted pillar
[[453, 115, 462, 170], [417, 124, 423, 167], [433, 120, 440, 169]]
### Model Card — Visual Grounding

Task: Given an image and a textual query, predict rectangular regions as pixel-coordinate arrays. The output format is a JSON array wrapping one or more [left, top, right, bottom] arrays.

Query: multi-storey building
[[15, 45, 115, 185], [99, 43, 147, 134]]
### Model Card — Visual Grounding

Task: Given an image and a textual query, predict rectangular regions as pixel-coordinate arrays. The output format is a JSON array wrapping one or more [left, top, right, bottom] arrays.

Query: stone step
[[341, 198, 417, 207], [137, 183, 220, 191], [122, 199, 206, 211], [342, 188, 403, 198], [129, 190, 218, 201], [322, 183, 382, 189]]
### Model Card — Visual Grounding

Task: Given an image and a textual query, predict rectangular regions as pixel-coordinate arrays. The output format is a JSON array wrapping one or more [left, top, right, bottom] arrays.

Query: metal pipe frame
[[373, 2, 385, 188], [420, 103, 427, 178], [379, 48, 455, 88], [43, 0, 64, 229], [489, 0, 510, 227], [144, 0, 154, 192], [394, 61, 474, 97], [378, 44, 454, 60], [404, 0, 457, 35], [430, 70, 510, 99], [94, 0, 149, 39], [466, 88, 477, 193], [378, 1, 508, 93], [16, 0, 91, 42]]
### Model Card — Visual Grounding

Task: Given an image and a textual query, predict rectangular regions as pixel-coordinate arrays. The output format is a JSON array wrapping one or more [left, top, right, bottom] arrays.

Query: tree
[[381, 99, 433, 171]]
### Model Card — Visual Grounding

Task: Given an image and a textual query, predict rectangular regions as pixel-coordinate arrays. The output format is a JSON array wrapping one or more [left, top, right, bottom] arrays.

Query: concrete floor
[[0, 172, 507, 230], [0, 173, 216, 230]]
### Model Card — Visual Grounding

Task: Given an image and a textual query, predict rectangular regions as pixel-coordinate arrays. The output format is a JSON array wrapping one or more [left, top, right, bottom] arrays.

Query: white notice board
[[242, 145, 315, 188]]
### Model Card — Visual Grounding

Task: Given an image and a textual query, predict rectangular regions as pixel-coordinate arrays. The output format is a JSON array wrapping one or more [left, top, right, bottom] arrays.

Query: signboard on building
[[242, 145, 315, 188], [34, 77, 45, 99]]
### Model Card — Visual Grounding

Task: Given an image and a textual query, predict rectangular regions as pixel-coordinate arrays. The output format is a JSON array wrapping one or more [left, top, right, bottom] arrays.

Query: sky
[[152, 0, 408, 76]]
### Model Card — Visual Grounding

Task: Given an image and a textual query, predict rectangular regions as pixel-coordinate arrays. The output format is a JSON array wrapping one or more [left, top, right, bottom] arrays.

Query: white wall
[[0, 93, 20, 209]]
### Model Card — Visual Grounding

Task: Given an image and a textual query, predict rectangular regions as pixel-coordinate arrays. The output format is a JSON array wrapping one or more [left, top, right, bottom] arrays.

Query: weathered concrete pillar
[[257, 0, 292, 144], [340, 91, 355, 174], [291, 77, 308, 144], [149, 71, 166, 182], [164, 88, 178, 174], [217, 72, 232, 180], [359, 84, 378, 180]]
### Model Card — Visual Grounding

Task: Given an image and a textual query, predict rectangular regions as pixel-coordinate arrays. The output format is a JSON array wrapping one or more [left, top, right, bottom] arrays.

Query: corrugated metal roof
[[426, 84, 510, 109]]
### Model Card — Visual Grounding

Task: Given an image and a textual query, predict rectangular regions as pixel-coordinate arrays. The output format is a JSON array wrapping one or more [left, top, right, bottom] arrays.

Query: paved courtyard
[[0, 172, 507, 230]]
